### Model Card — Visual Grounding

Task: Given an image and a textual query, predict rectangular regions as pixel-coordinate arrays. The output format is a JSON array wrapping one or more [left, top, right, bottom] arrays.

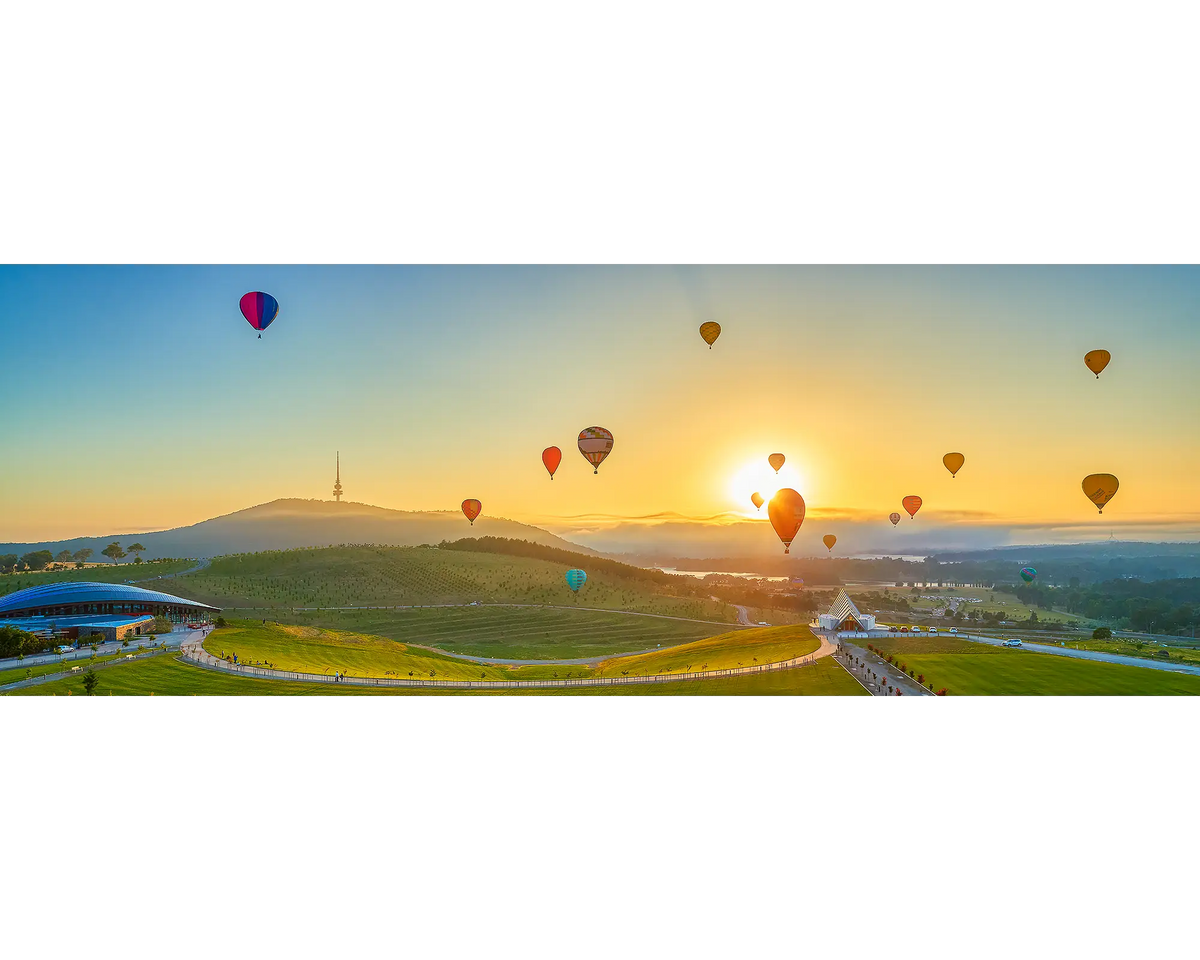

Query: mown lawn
[[861, 633, 1200, 695]]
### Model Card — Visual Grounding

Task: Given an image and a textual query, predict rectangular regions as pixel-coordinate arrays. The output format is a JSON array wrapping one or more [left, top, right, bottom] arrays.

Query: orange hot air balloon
[[578, 426, 614, 474], [902, 496, 923, 519], [461, 499, 482, 525], [943, 452, 965, 478], [1082, 474, 1119, 513], [823, 534, 837, 554], [750, 492, 765, 511], [889, 512, 901, 526], [542, 446, 562, 479], [768, 488, 806, 554], [699, 321, 721, 348], [768, 453, 786, 474], [1084, 350, 1111, 379]]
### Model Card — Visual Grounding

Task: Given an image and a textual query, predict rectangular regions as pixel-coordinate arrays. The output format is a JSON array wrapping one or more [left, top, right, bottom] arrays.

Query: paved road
[[833, 636, 934, 696], [956, 631, 1200, 677], [0, 623, 200, 671]]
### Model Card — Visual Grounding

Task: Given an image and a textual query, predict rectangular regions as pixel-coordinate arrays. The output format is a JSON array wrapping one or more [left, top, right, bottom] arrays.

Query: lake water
[[654, 567, 790, 582]]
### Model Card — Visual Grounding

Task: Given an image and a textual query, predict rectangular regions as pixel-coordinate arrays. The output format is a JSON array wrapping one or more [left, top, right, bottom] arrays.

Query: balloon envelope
[[699, 321, 721, 348], [240, 292, 279, 333], [565, 569, 587, 593], [768, 488, 806, 554], [1084, 349, 1111, 378], [823, 534, 837, 552], [578, 427, 614, 474], [902, 496, 923, 519], [943, 452, 965, 477], [1020, 566, 1037, 583], [1082, 474, 1119, 513], [542, 446, 562, 479], [889, 512, 901, 526], [461, 499, 482, 524], [768, 453, 786, 473], [750, 492, 764, 510]]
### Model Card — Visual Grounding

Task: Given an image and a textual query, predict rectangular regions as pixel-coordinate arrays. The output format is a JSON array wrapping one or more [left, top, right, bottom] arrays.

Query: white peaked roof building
[[819, 589, 876, 632]]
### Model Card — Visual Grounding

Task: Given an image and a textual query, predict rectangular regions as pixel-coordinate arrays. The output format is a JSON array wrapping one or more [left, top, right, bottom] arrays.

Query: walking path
[[833, 637, 935, 696]]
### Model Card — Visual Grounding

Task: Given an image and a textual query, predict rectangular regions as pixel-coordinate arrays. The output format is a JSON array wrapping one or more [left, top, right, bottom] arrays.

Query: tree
[[0, 554, 18, 574], [1093, 627, 1112, 640], [82, 670, 99, 695], [128, 543, 147, 562], [73, 548, 94, 564], [102, 542, 126, 564], [56, 549, 73, 563], [20, 550, 54, 571]]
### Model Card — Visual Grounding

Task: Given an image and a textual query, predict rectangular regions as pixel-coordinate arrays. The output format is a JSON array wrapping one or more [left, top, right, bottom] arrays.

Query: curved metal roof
[[0, 581, 219, 614]]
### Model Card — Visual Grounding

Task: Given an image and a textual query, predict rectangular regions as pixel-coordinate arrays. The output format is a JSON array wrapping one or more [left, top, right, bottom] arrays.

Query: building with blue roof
[[0, 582, 219, 642]]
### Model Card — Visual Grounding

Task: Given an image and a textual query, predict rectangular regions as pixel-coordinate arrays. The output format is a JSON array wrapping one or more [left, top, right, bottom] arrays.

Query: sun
[[730, 459, 807, 515]]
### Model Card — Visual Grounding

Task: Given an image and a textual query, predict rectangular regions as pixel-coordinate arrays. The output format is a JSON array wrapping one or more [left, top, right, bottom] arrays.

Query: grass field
[[7, 647, 861, 696], [198, 619, 822, 682], [0, 559, 196, 598], [862, 633, 1200, 695], [167, 546, 736, 623]]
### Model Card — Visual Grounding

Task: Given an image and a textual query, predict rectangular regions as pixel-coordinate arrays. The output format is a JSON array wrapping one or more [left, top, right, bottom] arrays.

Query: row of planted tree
[[861, 643, 948, 695]]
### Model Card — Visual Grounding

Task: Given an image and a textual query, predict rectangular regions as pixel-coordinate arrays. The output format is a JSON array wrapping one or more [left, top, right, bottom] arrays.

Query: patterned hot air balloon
[[1082, 474, 1119, 514], [768, 453, 786, 474], [750, 492, 765, 511], [889, 512, 901, 526], [902, 496, 923, 519], [1084, 350, 1111, 379], [699, 321, 721, 349], [461, 499, 482, 525], [943, 452, 965, 478], [578, 427, 614, 474], [542, 446, 562, 479], [768, 488, 806, 554], [823, 534, 837, 554], [240, 292, 279, 338], [565, 569, 587, 593], [1020, 566, 1037, 583]]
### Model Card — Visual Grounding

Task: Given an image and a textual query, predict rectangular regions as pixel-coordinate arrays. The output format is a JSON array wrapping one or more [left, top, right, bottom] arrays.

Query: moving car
[[1003, 638, 1022, 647]]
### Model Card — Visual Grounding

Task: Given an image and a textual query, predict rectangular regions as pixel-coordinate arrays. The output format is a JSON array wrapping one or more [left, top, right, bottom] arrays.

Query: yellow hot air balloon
[[1082, 474, 1119, 513], [823, 534, 837, 554], [699, 321, 721, 348], [943, 452, 965, 478], [768, 453, 786, 474], [1084, 350, 1111, 379], [750, 492, 764, 511], [768, 488, 806, 554]]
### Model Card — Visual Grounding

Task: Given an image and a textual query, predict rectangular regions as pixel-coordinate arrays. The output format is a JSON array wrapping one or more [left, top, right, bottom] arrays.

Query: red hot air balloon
[[240, 292, 279, 339], [542, 446, 562, 479], [768, 488, 806, 554], [889, 512, 901, 526], [578, 427, 614, 474], [902, 496, 923, 519], [461, 499, 482, 525]]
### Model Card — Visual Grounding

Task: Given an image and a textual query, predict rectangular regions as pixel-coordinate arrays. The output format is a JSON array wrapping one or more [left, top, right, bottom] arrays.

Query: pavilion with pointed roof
[[818, 589, 876, 632]]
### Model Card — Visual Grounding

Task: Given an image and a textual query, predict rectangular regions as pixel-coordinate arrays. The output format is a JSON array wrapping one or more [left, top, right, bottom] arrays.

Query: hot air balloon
[[1082, 474, 1119, 513], [902, 496, 923, 519], [578, 427, 614, 474], [889, 512, 901, 526], [750, 492, 764, 511], [768, 453, 786, 474], [1084, 350, 1111, 379], [699, 321, 721, 348], [1020, 566, 1037, 583], [240, 292, 279, 338], [565, 569, 587, 593], [823, 534, 837, 554], [542, 446, 562, 480], [768, 488, 806, 554], [461, 499, 482, 525], [943, 452, 965, 478]]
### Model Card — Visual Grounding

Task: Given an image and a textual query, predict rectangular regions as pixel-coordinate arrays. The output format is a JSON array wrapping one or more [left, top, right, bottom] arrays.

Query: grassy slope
[[168, 546, 735, 622], [865, 634, 1200, 695], [0, 560, 195, 598]]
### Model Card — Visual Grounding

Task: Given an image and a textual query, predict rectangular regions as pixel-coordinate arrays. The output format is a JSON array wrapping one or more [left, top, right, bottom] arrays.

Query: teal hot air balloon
[[1020, 566, 1037, 583], [565, 569, 587, 593]]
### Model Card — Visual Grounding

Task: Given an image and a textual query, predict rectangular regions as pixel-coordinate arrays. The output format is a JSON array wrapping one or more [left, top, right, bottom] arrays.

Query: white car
[[929, 627, 939, 635], [911, 626, 923, 634], [757, 621, 770, 626], [1003, 639, 1022, 647], [949, 627, 958, 635]]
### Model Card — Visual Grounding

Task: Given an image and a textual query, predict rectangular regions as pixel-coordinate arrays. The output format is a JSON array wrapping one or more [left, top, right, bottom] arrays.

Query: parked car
[[949, 627, 958, 635], [929, 627, 939, 635], [1003, 638, 1022, 647], [911, 626, 923, 634], [900, 626, 910, 633]]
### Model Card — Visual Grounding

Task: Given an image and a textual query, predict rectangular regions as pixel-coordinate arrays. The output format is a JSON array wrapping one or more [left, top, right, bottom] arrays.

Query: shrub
[[917, 674, 924, 684], [1092, 627, 1112, 640], [936, 688, 948, 696]]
